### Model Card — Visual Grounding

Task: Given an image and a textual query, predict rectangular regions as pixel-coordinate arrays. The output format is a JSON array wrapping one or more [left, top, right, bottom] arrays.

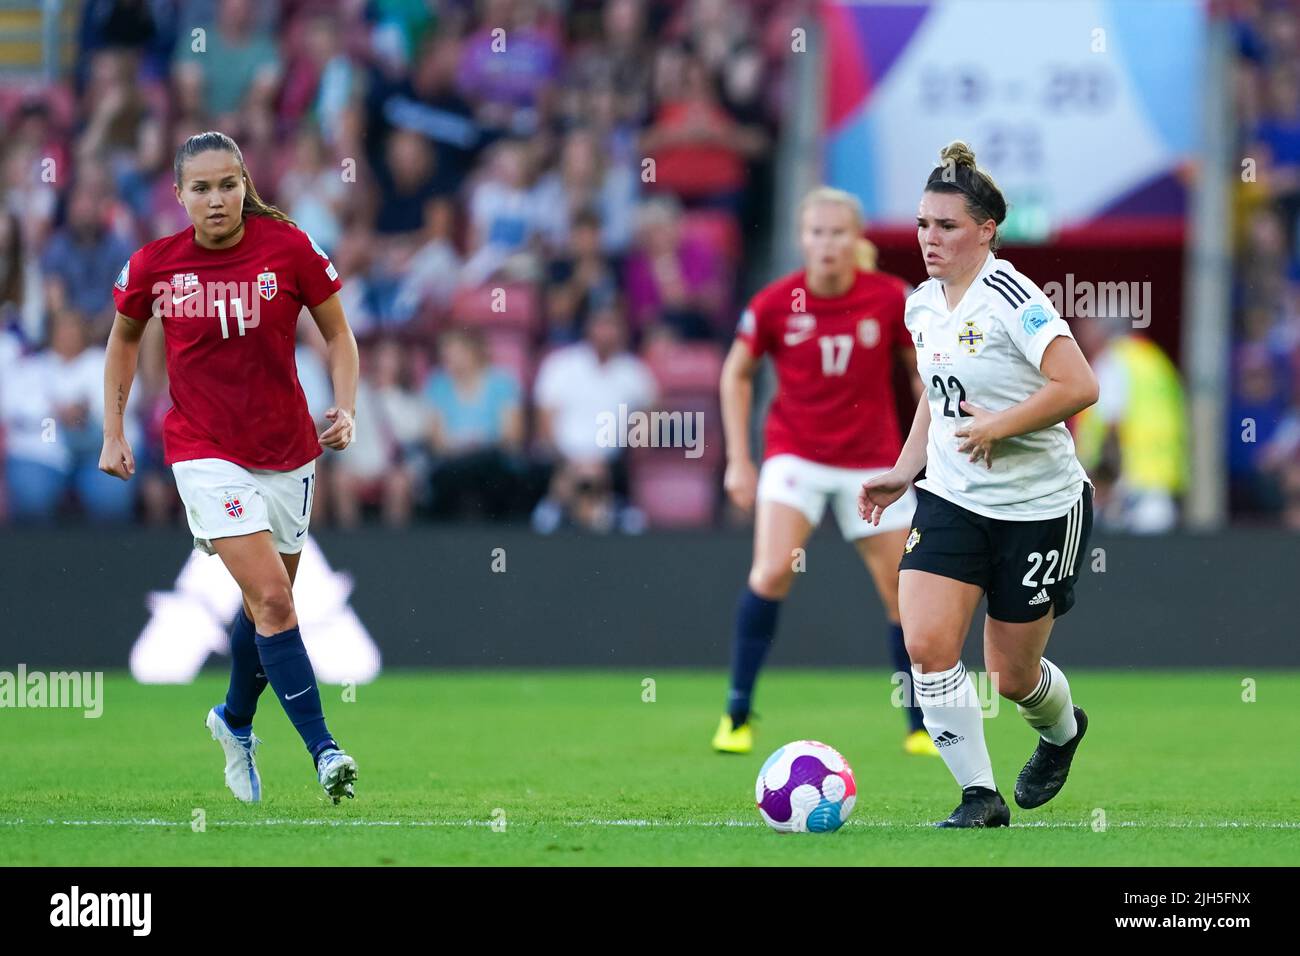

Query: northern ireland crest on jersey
[[221, 491, 245, 520], [257, 272, 278, 301], [857, 317, 880, 348], [958, 320, 984, 355]]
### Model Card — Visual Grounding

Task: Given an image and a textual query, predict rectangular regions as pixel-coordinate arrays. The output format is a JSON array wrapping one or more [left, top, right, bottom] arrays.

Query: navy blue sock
[[222, 608, 265, 732], [886, 621, 925, 732], [255, 625, 336, 761], [727, 587, 782, 726]]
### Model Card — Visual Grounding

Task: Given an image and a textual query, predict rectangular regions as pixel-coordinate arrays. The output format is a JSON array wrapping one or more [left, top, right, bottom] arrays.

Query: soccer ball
[[755, 740, 856, 833]]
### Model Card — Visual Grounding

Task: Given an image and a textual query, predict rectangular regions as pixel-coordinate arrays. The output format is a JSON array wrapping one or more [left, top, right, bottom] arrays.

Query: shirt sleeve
[[111, 248, 154, 323], [735, 294, 768, 357], [296, 228, 342, 309], [1000, 293, 1074, 371], [533, 353, 562, 409]]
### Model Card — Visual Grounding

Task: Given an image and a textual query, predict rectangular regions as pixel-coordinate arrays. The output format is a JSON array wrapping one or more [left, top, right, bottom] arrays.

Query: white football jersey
[[905, 252, 1089, 520]]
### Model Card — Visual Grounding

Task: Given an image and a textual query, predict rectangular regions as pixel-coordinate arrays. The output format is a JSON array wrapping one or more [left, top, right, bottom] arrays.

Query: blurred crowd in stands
[[1230, 0, 1300, 527], [0, 0, 802, 531]]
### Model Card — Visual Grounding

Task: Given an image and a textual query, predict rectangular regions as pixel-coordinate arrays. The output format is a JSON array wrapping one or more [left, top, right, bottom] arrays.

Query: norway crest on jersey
[[857, 317, 880, 348], [221, 491, 245, 520], [257, 272, 278, 301]]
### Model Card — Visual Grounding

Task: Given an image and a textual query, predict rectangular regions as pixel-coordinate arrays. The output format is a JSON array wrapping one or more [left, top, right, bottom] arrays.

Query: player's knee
[[994, 665, 1040, 701], [748, 564, 794, 600], [249, 582, 295, 630], [902, 633, 960, 673]]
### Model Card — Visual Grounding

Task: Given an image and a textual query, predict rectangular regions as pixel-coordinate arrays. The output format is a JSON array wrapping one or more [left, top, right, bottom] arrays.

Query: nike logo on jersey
[[171, 290, 201, 305], [784, 314, 816, 345]]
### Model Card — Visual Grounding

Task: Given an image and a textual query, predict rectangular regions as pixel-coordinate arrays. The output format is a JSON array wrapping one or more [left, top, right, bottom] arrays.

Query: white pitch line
[[2, 818, 1298, 830]]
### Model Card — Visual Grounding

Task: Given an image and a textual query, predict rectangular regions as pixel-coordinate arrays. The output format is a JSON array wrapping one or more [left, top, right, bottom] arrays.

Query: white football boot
[[205, 706, 262, 803], [316, 748, 358, 804]]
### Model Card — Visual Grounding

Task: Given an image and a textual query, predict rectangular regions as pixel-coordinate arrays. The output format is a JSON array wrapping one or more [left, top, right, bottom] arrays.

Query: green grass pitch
[[4, 670, 1298, 865]]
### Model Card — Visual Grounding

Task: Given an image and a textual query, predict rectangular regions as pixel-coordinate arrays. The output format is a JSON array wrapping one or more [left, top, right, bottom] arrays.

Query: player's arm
[[99, 311, 146, 480], [858, 396, 930, 525], [308, 293, 360, 451], [956, 336, 1099, 467], [993, 334, 1099, 433], [720, 338, 761, 511], [894, 394, 932, 482], [899, 343, 924, 399]]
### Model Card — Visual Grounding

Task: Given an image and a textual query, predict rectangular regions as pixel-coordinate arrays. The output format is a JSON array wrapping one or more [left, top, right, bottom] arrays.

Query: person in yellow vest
[[1074, 315, 1188, 533]]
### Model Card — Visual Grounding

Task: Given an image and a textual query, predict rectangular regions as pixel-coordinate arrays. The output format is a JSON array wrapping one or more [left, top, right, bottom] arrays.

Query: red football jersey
[[112, 214, 341, 470], [736, 269, 909, 468]]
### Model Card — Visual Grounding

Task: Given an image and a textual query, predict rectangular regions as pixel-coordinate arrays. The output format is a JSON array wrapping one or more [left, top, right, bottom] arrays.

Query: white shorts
[[172, 457, 316, 556], [757, 453, 915, 541]]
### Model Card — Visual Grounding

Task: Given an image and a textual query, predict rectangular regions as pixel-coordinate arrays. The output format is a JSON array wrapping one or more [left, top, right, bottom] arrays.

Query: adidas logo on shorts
[[1029, 589, 1050, 606]]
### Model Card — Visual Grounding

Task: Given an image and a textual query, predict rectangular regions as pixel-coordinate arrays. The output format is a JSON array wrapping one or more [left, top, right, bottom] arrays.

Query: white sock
[[912, 662, 995, 791], [1015, 658, 1077, 746]]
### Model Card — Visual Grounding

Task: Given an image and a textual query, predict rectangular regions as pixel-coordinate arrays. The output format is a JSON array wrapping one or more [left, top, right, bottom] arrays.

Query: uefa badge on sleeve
[[221, 491, 245, 520], [257, 272, 278, 301]]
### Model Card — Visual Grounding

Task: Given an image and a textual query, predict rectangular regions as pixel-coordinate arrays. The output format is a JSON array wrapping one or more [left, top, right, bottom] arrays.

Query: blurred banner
[[0, 527, 1293, 671], [822, 0, 1206, 236]]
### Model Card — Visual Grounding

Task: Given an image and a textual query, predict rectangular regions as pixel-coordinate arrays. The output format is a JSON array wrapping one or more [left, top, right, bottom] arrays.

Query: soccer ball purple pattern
[[755, 740, 857, 833]]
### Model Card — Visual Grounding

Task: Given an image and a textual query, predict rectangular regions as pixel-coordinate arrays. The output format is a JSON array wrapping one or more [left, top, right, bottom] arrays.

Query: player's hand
[[858, 469, 909, 526], [955, 401, 999, 469], [98, 435, 136, 481], [724, 458, 759, 512], [319, 407, 355, 450]]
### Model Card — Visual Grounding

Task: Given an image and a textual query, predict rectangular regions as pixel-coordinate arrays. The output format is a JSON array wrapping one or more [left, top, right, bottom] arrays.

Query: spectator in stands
[[533, 126, 638, 255], [1230, 344, 1290, 516], [75, 48, 165, 221], [76, 0, 172, 89], [279, 10, 362, 149], [1249, 66, 1300, 257], [1074, 314, 1188, 533], [331, 337, 429, 528], [394, 198, 464, 324], [456, 0, 561, 138], [640, 54, 766, 211], [3, 113, 61, 256], [40, 168, 136, 344], [366, 33, 480, 198], [545, 208, 620, 344], [562, 0, 654, 131], [463, 138, 546, 285], [0, 210, 42, 346], [277, 124, 347, 257], [2, 309, 137, 522], [173, 0, 281, 129], [423, 326, 526, 520], [623, 196, 728, 341], [374, 127, 446, 240], [531, 300, 657, 533], [679, 0, 766, 125]]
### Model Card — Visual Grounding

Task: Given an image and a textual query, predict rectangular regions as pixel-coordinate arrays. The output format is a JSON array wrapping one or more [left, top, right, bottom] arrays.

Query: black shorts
[[898, 484, 1093, 623]]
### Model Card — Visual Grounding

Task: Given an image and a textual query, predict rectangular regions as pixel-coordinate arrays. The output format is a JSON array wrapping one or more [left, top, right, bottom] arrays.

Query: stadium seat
[[450, 283, 541, 333], [629, 449, 718, 528], [641, 340, 725, 397], [680, 210, 743, 264]]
